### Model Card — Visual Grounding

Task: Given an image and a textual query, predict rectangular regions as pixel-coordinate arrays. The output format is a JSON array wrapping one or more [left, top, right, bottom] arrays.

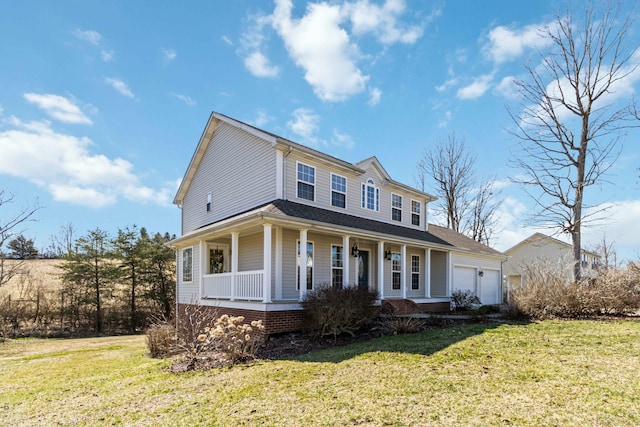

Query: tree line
[[0, 224, 176, 338]]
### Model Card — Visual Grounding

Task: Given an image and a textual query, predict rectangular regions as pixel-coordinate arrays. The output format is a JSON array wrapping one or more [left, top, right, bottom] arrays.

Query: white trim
[[296, 161, 315, 202], [330, 172, 347, 209], [425, 248, 431, 298], [275, 227, 283, 300], [231, 232, 239, 301], [342, 235, 350, 288], [263, 224, 272, 303], [276, 150, 284, 199], [377, 241, 385, 298], [401, 245, 407, 299]]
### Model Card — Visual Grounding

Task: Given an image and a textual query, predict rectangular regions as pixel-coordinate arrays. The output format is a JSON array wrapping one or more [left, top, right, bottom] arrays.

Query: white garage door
[[480, 270, 501, 305], [453, 266, 477, 294]]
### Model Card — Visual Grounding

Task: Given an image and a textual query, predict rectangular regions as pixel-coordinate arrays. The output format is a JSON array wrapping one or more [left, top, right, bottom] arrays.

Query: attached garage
[[479, 269, 501, 305], [452, 266, 477, 294]]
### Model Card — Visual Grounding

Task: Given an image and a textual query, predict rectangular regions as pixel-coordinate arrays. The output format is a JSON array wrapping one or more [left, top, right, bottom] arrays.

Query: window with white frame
[[411, 200, 420, 226], [392, 194, 402, 222], [411, 255, 420, 290], [361, 179, 379, 211], [182, 247, 193, 283], [297, 162, 315, 201], [296, 240, 314, 290], [331, 245, 343, 288], [331, 174, 346, 208], [392, 252, 401, 290]]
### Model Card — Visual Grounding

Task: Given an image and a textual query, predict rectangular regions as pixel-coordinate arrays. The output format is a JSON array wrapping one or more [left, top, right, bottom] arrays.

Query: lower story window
[[297, 241, 314, 290], [182, 247, 193, 282], [411, 255, 420, 290], [331, 245, 343, 288], [392, 253, 401, 290]]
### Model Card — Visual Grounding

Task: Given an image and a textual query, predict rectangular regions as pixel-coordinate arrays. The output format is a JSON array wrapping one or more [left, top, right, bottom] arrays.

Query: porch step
[[381, 299, 422, 316]]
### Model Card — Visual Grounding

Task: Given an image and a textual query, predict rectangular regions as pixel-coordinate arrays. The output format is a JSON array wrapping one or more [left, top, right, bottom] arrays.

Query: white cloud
[[287, 108, 320, 141], [456, 73, 494, 100], [494, 75, 519, 99], [172, 93, 196, 106], [104, 78, 135, 98], [244, 51, 279, 78], [101, 50, 114, 62], [331, 129, 355, 149], [73, 29, 101, 45], [483, 22, 553, 64], [253, 109, 273, 127], [346, 0, 425, 44], [368, 87, 382, 106], [0, 104, 5, 116], [583, 200, 640, 262], [222, 35, 233, 46], [0, 118, 170, 208], [23, 93, 92, 125], [272, 0, 368, 102], [162, 48, 177, 63], [435, 77, 459, 93], [437, 110, 452, 128]]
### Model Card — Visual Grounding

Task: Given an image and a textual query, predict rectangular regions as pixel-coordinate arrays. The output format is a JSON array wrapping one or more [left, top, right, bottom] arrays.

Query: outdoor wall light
[[351, 243, 359, 257], [384, 248, 392, 260], [478, 270, 484, 277]]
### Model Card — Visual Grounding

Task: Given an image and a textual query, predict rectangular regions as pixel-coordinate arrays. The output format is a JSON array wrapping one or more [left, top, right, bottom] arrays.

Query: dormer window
[[297, 162, 315, 201], [392, 194, 402, 221], [361, 179, 379, 211]]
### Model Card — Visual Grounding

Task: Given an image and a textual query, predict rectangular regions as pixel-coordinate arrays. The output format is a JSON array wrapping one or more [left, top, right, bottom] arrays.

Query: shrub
[[381, 316, 426, 335], [507, 260, 640, 320], [301, 285, 379, 339], [146, 323, 176, 358], [451, 290, 481, 311], [195, 314, 265, 363]]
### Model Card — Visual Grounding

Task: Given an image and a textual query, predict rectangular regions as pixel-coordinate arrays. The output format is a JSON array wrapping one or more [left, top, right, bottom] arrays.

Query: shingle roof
[[209, 199, 502, 257]]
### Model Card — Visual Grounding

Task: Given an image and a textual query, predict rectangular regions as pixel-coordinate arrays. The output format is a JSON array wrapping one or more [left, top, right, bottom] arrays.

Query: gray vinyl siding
[[177, 245, 200, 304], [238, 232, 263, 272], [284, 152, 427, 230], [281, 229, 299, 300], [430, 250, 448, 297], [182, 122, 277, 233]]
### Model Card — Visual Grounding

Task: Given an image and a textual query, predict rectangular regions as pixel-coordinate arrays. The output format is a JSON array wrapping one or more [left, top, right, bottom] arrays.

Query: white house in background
[[503, 232, 602, 289], [170, 112, 506, 334]]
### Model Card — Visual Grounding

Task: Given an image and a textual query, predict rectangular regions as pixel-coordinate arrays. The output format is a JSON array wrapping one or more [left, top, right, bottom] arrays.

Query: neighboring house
[[503, 232, 601, 289], [170, 112, 506, 334]]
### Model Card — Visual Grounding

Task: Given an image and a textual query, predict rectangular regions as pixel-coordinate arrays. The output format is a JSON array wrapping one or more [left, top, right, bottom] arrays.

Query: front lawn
[[1, 320, 638, 426]]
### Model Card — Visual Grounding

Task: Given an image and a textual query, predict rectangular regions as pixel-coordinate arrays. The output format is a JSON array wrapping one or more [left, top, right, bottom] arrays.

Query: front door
[[358, 251, 369, 289]]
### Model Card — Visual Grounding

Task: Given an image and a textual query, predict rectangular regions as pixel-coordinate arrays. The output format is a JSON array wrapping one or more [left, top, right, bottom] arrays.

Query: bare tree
[[509, 2, 639, 281], [0, 191, 39, 287], [416, 133, 475, 232], [416, 133, 502, 245]]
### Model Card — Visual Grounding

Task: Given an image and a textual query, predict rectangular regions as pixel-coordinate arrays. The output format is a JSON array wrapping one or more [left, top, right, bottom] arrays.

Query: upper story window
[[392, 194, 402, 222], [182, 247, 193, 283], [411, 200, 420, 226], [361, 179, 379, 211], [206, 192, 212, 212], [297, 162, 315, 201], [331, 174, 346, 208]]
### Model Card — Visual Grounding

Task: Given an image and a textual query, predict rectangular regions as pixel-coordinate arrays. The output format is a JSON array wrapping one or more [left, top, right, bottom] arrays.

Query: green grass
[[1, 320, 639, 426]]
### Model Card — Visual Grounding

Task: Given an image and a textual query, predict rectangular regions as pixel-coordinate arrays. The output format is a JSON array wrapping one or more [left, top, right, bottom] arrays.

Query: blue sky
[[1, 1, 639, 262]]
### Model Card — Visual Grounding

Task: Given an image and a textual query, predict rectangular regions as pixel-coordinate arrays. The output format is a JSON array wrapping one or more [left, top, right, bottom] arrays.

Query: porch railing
[[202, 270, 264, 301]]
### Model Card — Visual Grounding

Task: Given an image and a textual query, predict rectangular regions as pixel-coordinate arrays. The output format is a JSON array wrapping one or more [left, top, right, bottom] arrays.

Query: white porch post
[[425, 248, 431, 298], [401, 245, 407, 299], [263, 224, 272, 303], [377, 241, 385, 299], [199, 240, 207, 299], [342, 235, 350, 288], [275, 226, 283, 300], [299, 229, 308, 301], [446, 251, 452, 297], [231, 232, 239, 301]]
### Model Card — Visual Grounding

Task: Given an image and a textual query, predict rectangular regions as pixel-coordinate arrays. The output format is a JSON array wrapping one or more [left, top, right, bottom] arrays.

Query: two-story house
[[171, 112, 506, 334], [503, 232, 601, 290]]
